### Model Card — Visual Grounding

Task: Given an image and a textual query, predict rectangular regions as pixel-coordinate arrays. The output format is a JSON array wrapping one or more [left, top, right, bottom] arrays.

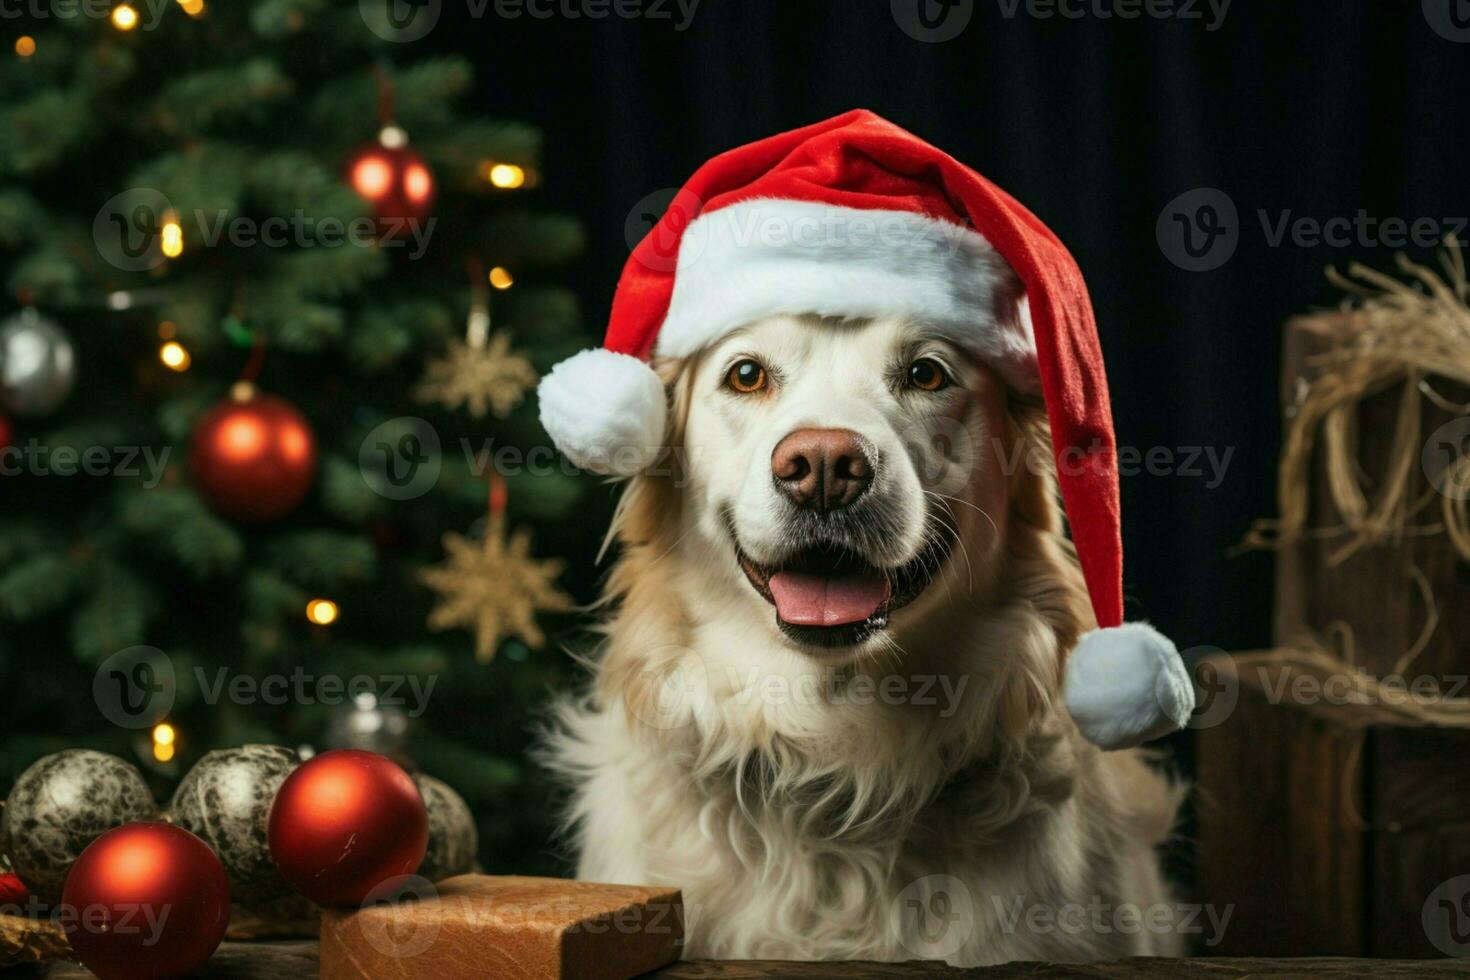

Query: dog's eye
[[907, 358, 949, 392], [726, 359, 768, 394]]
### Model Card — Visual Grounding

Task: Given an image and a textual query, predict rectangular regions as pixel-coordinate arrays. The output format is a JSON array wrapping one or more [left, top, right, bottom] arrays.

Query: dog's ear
[[601, 356, 695, 557], [653, 355, 694, 456]]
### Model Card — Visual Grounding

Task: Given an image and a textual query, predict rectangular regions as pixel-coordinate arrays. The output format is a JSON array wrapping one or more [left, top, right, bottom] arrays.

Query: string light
[[111, 4, 140, 30], [488, 266, 514, 290], [306, 598, 339, 626], [15, 36, 36, 58], [177, 0, 205, 15], [485, 163, 526, 189], [152, 723, 176, 763], [159, 341, 191, 372], [160, 213, 184, 259]]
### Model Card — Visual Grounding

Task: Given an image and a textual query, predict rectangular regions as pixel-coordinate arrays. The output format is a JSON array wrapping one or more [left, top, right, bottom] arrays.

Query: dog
[[545, 306, 1186, 965]]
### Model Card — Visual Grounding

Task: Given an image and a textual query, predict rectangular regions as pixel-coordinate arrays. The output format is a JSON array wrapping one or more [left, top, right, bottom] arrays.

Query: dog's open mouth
[[734, 534, 951, 649]]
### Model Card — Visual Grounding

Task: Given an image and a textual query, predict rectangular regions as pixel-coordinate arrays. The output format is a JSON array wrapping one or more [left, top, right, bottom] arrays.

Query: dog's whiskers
[[921, 501, 974, 597]]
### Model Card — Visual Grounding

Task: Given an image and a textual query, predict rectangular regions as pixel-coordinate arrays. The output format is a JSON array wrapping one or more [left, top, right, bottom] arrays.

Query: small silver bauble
[[323, 691, 410, 756], [0, 308, 76, 417]]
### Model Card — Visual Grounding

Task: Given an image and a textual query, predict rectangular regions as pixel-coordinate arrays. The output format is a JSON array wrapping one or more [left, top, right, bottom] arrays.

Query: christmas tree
[[0, 1, 594, 876]]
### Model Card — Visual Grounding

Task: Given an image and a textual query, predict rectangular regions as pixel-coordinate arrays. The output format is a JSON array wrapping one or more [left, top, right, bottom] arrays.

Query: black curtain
[[432, 0, 1470, 832]]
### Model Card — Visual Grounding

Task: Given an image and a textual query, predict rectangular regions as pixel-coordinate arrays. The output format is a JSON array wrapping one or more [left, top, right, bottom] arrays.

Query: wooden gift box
[[1196, 311, 1470, 957]]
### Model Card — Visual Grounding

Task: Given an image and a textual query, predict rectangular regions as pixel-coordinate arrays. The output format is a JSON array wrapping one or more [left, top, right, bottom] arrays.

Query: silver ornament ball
[[1, 750, 159, 904], [412, 773, 478, 882], [323, 691, 410, 756], [0, 308, 76, 417], [167, 744, 301, 911]]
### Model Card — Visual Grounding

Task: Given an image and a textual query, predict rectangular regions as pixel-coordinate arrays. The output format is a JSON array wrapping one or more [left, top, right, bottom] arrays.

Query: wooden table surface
[[17, 942, 1470, 978]]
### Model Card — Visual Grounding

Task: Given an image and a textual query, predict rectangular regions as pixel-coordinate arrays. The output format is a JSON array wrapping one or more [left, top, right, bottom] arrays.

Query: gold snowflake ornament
[[416, 332, 538, 419], [419, 513, 574, 662]]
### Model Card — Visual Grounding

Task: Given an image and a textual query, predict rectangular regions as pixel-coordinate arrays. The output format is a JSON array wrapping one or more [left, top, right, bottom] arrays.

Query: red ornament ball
[[346, 140, 435, 236], [190, 385, 317, 523], [61, 822, 230, 980], [0, 872, 27, 905], [267, 750, 428, 907]]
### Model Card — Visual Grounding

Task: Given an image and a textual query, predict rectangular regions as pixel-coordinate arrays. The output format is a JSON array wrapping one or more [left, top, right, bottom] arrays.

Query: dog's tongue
[[768, 571, 891, 627]]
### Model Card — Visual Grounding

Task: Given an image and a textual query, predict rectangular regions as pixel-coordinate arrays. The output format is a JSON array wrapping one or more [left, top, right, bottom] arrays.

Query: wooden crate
[[1196, 313, 1470, 957]]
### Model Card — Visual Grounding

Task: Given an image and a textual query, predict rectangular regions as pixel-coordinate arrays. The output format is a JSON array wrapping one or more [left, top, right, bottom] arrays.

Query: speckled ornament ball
[[167, 745, 300, 910], [413, 773, 478, 882], [1, 750, 159, 904]]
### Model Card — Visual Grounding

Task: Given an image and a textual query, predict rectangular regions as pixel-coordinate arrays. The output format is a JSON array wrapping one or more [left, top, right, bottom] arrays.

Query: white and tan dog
[[545, 310, 1186, 965]]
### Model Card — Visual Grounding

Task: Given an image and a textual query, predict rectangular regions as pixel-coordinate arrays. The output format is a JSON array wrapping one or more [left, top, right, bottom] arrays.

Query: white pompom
[[537, 348, 667, 477], [1062, 622, 1195, 751]]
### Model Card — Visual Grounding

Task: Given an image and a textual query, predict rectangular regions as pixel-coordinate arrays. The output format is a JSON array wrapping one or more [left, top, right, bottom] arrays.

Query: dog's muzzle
[[729, 511, 953, 650]]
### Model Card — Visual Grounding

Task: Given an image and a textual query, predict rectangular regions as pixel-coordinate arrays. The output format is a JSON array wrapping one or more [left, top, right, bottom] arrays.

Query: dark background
[[418, 1, 1468, 876]]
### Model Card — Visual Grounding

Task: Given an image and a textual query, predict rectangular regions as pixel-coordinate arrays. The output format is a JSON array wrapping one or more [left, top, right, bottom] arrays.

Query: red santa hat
[[538, 109, 1193, 749]]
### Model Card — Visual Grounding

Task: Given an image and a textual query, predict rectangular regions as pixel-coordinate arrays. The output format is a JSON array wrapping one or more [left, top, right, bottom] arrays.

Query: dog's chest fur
[[550, 605, 1181, 966]]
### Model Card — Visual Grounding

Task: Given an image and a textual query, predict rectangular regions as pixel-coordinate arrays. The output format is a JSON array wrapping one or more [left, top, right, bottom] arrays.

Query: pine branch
[[243, 569, 309, 619], [277, 239, 386, 300], [72, 38, 138, 96], [151, 60, 293, 138], [0, 552, 84, 622], [156, 281, 231, 356], [350, 300, 453, 371], [250, 0, 333, 39], [0, 189, 47, 249], [390, 57, 476, 132], [245, 153, 353, 216], [424, 119, 542, 185], [308, 56, 473, 140], [320, 456, 386, 523], [412, 733, 522, 800], [0, 524, 52, 565], [69, 560, 161, 662], [156, 390, 218, 444], [266, 531, 377, 589], [119, 487, 245, 578], [5, 242, 84, 305], [130, 143, 250, 234], [0, 90, 90, 176]]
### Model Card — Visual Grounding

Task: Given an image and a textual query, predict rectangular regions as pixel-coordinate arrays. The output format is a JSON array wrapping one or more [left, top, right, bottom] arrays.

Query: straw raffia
[[1235, 243, 1470, 739]]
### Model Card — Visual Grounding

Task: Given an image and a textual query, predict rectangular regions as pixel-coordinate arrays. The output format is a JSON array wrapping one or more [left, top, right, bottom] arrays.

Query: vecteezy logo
[[359, 875, 442, 957], [901, 414, 975, 497], [1423, 874, 1470, 956], [360, 0, 442, 42], [93, 188, 174, 272], [895, 874, 975, 959], [1424, 0, 1470, 42], [1182, 645, 1238, 730], [94, 646, 176, 729], [891, 0, 973, 42], [359, 417, 442, 500], [624, 187, 707, 273], [1156, 187, 1239, 272], [1422, 417, 1470, 500], [624, 647, 707, 732]]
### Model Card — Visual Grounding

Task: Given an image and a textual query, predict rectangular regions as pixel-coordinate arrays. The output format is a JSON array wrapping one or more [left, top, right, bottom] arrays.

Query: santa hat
[[538, 109, 1193, 750]]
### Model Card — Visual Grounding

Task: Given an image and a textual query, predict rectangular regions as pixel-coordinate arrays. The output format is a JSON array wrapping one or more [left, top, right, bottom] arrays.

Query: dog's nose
[[772, 428, 874, 512]]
